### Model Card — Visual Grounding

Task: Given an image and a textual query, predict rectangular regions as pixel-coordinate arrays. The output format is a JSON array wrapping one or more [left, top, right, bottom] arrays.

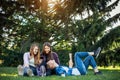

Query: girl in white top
[[18, 42, 42, 76]]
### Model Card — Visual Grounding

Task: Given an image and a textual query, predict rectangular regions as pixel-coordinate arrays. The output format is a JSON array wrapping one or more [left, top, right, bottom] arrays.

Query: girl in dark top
[[41, 42, 60, 76]]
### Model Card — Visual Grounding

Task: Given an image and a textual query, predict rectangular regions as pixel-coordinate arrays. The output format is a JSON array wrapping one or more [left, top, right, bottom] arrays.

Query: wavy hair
[[42, 42, 54, 61], [30, 42, 40, 65]]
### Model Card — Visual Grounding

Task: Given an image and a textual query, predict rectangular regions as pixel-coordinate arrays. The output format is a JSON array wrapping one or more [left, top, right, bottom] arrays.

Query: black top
[[40, 52, 60, 76]]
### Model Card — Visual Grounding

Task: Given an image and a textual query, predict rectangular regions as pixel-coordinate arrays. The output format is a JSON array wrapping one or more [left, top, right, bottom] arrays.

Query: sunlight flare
[[47, 0, 59, 9], [0, 73, 18, 77]]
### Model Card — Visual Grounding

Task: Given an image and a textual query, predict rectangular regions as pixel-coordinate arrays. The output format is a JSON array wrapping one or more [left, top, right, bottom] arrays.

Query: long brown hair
[[30, 42, 40, 65], [42, 42, 54, 61]]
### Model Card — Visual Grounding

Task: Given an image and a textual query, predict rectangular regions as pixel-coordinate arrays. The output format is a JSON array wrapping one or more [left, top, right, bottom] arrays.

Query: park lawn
[[0, 67, 120, 80]]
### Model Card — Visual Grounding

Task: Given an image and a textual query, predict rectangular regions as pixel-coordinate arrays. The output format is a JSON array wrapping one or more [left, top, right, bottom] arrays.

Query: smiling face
[[29, 43, 41, 65], [33, 46, 39, 55], [44, 45, 51, 54]]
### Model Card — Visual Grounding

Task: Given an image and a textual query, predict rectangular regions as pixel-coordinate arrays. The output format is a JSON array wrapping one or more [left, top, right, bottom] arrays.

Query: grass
[[0, 67, 120, 80]]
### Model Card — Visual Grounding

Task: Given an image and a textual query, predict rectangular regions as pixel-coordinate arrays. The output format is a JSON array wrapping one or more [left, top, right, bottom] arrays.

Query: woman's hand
[[24, 64, 29, 67], [47, 60, 56, 69], [69, 60, 73, 68], [39, 59, 43, 64]]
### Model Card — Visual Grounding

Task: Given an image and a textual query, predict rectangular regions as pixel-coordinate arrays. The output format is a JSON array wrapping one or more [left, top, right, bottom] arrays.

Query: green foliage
[[0, 48, 23, 67], [56, 50, 70, 66], [0, 0, 120, 67]]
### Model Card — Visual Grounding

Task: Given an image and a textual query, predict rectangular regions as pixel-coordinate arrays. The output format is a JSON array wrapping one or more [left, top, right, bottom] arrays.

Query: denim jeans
[[23, 65, 37, 76], [74, 52, 97, 75], [36, 65, 46, 76]]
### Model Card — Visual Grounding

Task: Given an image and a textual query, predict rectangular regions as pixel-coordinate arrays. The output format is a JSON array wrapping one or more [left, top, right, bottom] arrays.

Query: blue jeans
[[74, 52, 97, 75], [23, 65, 37, 76]]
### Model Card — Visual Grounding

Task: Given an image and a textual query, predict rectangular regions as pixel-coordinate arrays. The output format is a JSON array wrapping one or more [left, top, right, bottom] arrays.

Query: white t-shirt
[[29, 57, 35, 67], [62, 66, 81, 75], [23, 52, 35, 67]]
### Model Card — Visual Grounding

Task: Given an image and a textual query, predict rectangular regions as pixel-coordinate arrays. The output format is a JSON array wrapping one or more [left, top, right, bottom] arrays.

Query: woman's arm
[[52, 52, 60, 64], [23, 52, 29, 67]]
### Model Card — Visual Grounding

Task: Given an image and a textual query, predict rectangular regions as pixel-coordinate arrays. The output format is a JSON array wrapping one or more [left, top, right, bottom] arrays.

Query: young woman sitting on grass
[[17, 42, 46, 77], [47, 47, 102, 76], [41, 42, 60, 76]]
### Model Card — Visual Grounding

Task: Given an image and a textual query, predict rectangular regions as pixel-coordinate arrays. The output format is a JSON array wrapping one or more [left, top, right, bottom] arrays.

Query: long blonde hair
[[30, 42, 40, 65]]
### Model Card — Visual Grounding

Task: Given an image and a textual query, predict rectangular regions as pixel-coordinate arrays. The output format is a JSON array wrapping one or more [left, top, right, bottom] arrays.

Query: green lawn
[[0, 67, 120, 80]]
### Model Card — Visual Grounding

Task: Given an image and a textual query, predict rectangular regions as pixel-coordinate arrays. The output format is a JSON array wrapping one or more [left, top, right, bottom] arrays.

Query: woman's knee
[[74, 52, 79, 58]]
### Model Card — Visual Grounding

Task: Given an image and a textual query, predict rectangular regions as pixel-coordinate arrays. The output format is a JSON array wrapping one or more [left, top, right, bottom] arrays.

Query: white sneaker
[[27, 68, 34, 76], [61, 73, 65, 77], [17, 65, 24, 76]]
